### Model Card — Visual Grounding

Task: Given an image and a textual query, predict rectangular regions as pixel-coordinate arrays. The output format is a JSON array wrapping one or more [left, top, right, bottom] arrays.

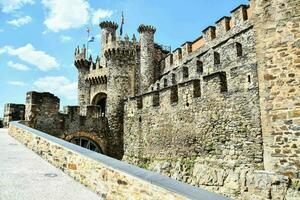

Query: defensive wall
[[2, 0, 300, 199], [123, 3, 261, 197], [23, 91, 117, 157], [3, 103, 25, 127], [123, 2, 300, 199], [8, 121, 230, 200]]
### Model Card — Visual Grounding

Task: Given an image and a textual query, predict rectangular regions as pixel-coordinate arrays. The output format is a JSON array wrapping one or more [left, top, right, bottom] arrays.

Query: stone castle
[[3, 0, 300, 199]]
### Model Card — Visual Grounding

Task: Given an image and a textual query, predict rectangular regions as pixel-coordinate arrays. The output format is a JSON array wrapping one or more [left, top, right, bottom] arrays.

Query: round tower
[[105, 48, 135, 159], [137, 24, 156, 93], [99, 21, 118, 52], [74, 45, 91, 107]]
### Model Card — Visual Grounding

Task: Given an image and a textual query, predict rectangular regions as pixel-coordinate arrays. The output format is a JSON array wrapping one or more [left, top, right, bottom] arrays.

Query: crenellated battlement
[[104, 46, 136, 61], [137, 24, 156, 34], [85, 67, 108, 85], [126, 71, 229, 113], [74, 45, 87, 61], [4, 1, 300, 199], [24, 91, 108, 138], [74, 45, 91, 71], [63, 105, 104, 119], [161, 4, 251, 74], [99, 21, 118, 30], [103, 33, 138, 53]]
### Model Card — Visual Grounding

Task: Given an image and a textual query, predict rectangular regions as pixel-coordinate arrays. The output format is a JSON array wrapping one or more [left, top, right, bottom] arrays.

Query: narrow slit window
[[105, 33, 109, 44], [170, 54, 173, 65], [183, 67, 189, 78], [214, 52, 220, 65], [170, 86, 178, 103], [152, 92, 160, 107], [172, 73, 176, 85], [236, 42, 243, 57], [164, 78, 168, 87], [137, 97, 143, 109], [196, 60, 203, 74]]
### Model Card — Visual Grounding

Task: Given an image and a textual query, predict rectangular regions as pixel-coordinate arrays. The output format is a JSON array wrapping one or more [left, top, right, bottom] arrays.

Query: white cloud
[[0, 44, 59, 71], [33, 76, 77, 100], [7, 60, 30, 71], [0, 0, 34, 13], [60, 35, 72, 43], [42, 0, 89, 32], [41, 0, 113, 32], [7, 81, 27, 86], [7, 16, 32, 27], [91, 9, 113, 25]]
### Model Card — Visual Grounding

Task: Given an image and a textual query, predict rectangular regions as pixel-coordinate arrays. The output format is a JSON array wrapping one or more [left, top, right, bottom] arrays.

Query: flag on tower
[[120, 12, 124, 35], [88, 36, 95, 42], [86, 27, 94, 42]]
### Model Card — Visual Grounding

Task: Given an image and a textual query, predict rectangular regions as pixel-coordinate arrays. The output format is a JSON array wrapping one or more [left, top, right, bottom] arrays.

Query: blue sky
[[0, 0, 249, 116]]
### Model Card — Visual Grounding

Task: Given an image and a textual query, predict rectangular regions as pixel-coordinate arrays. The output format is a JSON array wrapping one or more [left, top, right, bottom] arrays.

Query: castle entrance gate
[[92, 93, 107, 117]]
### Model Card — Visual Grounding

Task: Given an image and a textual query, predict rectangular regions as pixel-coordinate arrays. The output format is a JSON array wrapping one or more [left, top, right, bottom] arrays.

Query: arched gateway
[[70, 137, 103, 153]]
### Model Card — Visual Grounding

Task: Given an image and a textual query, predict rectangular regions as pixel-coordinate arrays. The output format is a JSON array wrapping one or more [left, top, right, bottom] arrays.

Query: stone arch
[[91, 92, 107, 117], [65, 131, 107, 155]]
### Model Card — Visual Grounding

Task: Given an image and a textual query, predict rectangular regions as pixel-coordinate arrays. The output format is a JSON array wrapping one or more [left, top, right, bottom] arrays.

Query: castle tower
[[251, 0, 300, 176], [74, 45, 91, 107], [99, 21, 118, 52], [137, 25, 156, 93], [105, 48, 135, 159]]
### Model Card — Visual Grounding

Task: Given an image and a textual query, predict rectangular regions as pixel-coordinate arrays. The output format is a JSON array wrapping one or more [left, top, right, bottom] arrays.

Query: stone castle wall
[[2, 1, 300, 199], [123, 1, 258, 169], [3, 103, 25, 127], [123, 15, 265, 198], [251, 0, 300, 177], [24, 91, 114, 156], [122, 2, 300, 199]]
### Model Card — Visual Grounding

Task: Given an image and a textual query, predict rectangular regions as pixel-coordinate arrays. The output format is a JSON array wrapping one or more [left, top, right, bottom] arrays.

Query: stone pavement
[[0, 128, 101, 200]]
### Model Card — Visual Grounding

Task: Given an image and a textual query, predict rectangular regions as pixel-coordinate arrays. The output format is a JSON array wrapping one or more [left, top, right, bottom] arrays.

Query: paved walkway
[[0, 128, 101, 200]]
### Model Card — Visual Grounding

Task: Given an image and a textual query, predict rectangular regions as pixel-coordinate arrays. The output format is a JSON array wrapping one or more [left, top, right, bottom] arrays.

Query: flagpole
[[86, 27, 90, 59]]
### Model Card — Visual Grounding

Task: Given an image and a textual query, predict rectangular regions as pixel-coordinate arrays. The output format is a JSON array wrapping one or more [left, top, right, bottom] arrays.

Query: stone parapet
[[9, 121, 230, 200]]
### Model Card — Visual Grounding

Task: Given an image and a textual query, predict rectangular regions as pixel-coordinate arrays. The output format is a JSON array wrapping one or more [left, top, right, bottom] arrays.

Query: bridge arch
[[65, 132, 107, 154]]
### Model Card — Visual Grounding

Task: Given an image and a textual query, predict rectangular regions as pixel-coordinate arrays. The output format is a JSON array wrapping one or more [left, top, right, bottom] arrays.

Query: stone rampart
[[24, 91, 113, 156], [8, 121, 230, 200], [3, 103, 25, 127], [161, 5, 252, 75]]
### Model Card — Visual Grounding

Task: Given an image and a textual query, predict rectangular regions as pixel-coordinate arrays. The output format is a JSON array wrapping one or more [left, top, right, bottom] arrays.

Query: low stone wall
[[8, 121, 229, 200]]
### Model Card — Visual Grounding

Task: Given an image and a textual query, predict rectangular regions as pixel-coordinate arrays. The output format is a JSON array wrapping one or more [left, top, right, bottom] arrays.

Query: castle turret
[[138, 25, 156, 93], [105, 47, 136, 159], [74, 45, 91, 107], [99, 21, 118, 52]]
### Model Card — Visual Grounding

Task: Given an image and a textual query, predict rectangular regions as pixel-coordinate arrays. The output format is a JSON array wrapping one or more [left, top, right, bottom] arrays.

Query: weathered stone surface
[[8, 122, 229, 200], [3, 0, 300, 199], [3, 103, 25, 127]]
